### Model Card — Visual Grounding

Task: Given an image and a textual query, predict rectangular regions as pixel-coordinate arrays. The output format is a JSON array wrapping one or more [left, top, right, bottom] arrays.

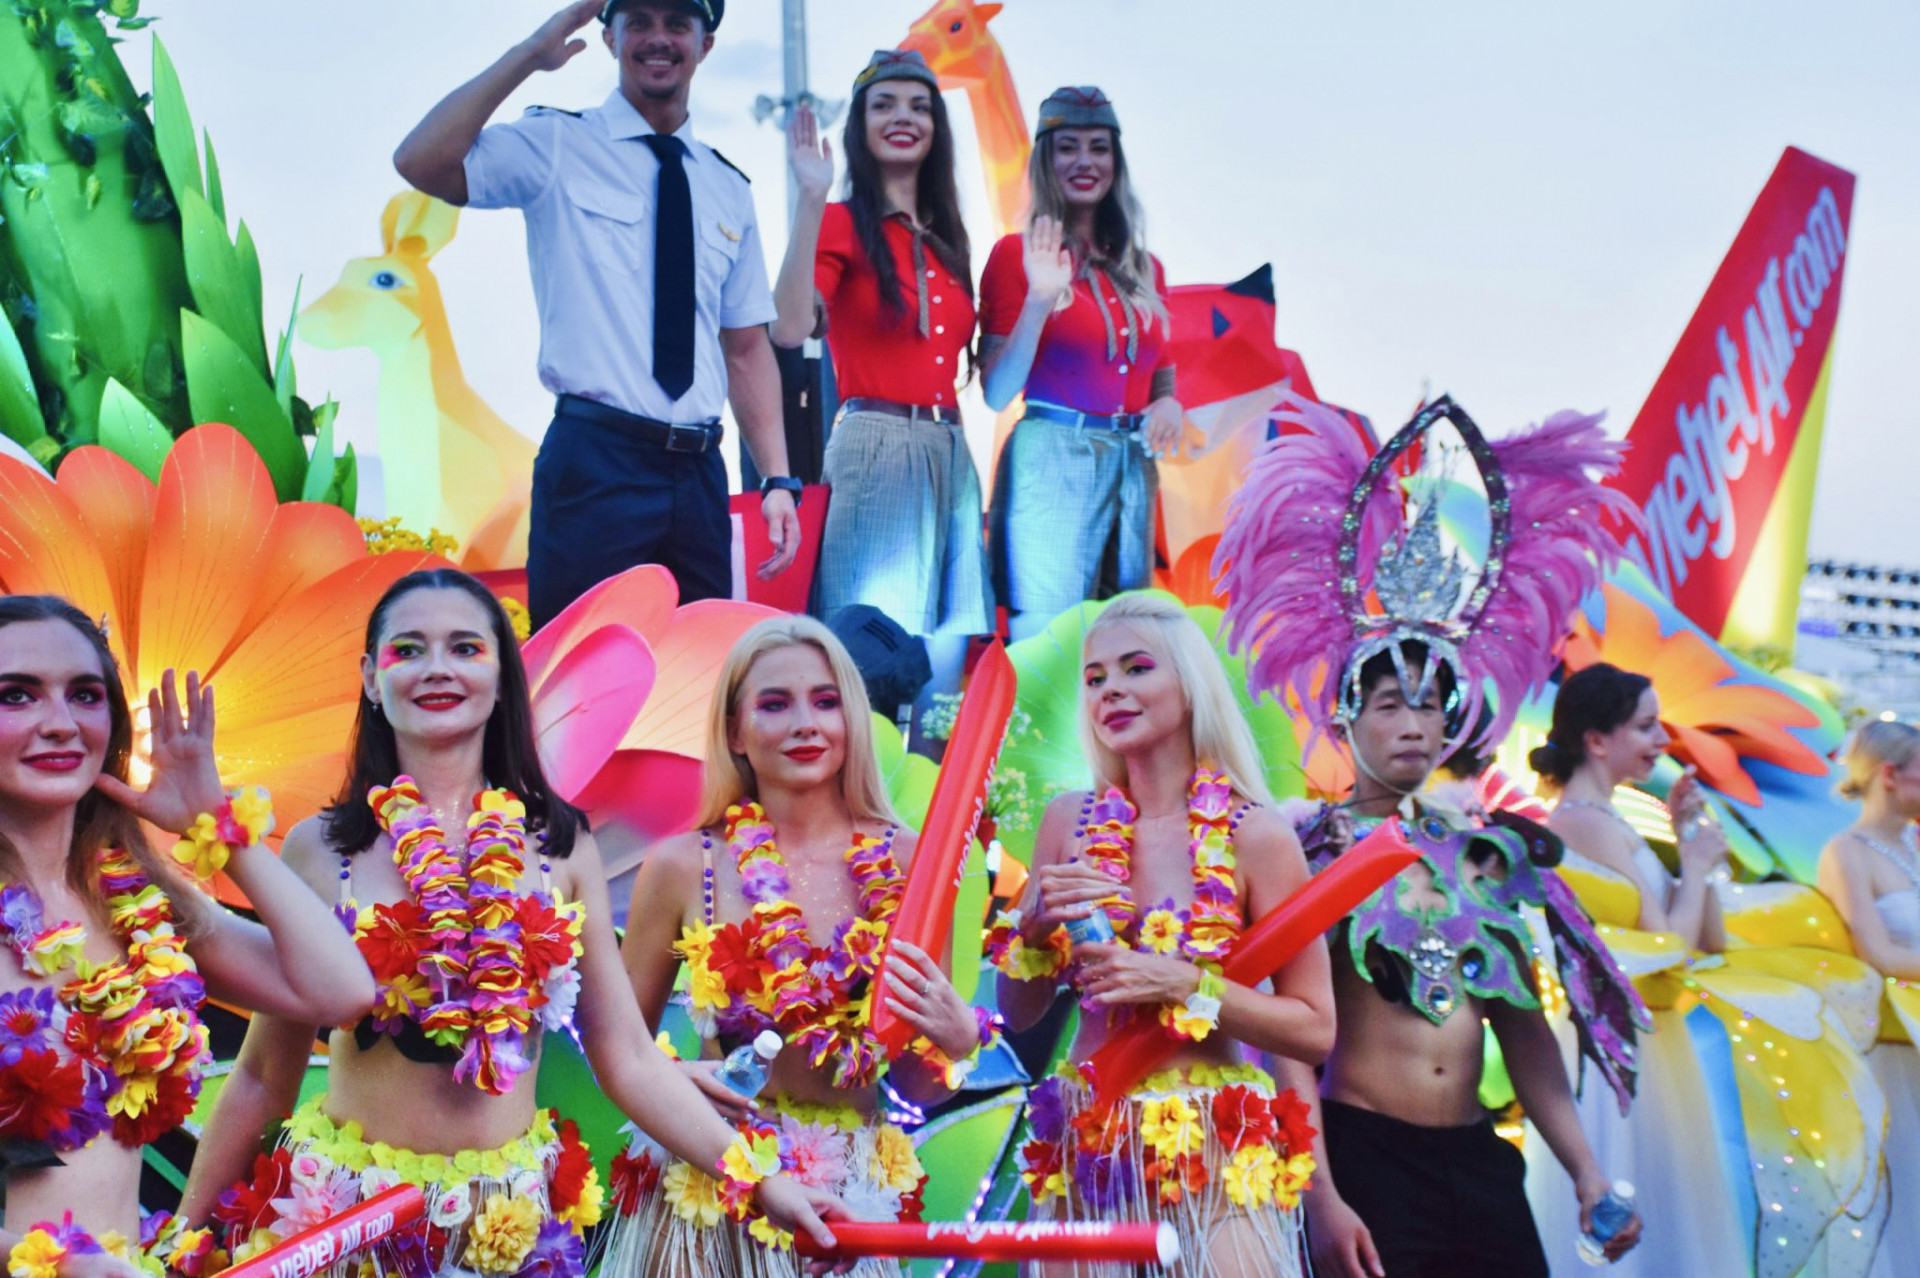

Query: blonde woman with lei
[[990, 595, 1335, 1278], [1531, 662, 1887, 1278], [1818, 720, 1920, 1278], [181, 571, 842, 1278], [0, 595, 373, 1277], [605, 614, 989, 1278]]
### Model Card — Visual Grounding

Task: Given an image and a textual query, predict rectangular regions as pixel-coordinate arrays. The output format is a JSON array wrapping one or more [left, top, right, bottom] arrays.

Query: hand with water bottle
[[1023, 856, 1132, 948], [1575, 1171, 1642, 1264]]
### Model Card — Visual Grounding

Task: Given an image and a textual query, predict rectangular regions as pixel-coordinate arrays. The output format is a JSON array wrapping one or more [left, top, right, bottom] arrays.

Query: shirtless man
[[1283, 647, 1643, 1278]]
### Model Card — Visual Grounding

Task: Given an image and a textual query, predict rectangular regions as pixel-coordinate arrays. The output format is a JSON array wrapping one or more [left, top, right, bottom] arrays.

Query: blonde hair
[[695, 615, 899, 830], [1080, 595, 1274, 806], [1027, 131, 1165, 322], [1838, 720, 1920, 801]]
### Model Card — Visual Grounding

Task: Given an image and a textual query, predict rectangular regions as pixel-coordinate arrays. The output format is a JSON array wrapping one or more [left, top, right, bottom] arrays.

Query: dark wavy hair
[[841, 75, 972, 324], [320, 570, 580, 858], [0, 595, 204, 927], [1529, 662, 1653, 786]]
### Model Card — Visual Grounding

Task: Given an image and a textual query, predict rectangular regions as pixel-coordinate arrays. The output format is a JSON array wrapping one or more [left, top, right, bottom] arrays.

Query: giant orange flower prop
[[0, 425, 444, 832], [1566, 582, 1825, 805]]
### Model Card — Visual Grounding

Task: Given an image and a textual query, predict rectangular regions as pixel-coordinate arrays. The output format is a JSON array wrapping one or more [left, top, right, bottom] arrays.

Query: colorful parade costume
[[208, 779, 601, 1278], [991, 770, 1314, 1278], [599, 803, 948, 1278], [1530, 844, 1888, 1278], [1214, 392, 1647, 1274], [0, 817, 266, 1277]]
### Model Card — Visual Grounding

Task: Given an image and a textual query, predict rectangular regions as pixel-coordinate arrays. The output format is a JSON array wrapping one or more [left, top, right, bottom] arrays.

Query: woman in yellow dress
[[1817, 721, 1920, 1278], [1530, 662, 1885, 1278]]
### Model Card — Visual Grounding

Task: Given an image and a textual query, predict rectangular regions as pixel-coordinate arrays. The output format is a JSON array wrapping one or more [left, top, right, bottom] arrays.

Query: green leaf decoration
[[149, 37, 202, 204], [181, 310, 303, 499], [97, 377, 170, 480], [0, 317, 48, 445], [233, 219, 264, 352], [873, 713, 940, 832], [273, 280, 301, 417], [334, 442, 358, 512], [300, 413, 336, 502], [202, 129, 225, 226], [177, 188, 268, 372]]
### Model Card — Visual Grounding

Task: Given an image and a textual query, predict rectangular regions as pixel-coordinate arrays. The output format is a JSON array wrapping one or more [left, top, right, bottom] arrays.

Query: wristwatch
[[760, 475, 804, 505]]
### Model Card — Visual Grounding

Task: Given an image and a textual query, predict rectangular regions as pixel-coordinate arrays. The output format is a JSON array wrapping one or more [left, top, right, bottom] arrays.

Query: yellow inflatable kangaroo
[[300, 191, 534, 569]]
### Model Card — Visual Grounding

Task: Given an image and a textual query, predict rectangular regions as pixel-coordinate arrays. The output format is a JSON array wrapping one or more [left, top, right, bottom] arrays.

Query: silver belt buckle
[[663, 421, 709, 453]]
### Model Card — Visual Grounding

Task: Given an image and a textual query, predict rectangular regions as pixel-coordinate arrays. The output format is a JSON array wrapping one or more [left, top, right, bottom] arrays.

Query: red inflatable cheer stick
[[870, 641, 1017, 1056], [1087, 817, 1420, 1106], [794, 1220, 1176, 1265], [221, 1186, 425, 1278]]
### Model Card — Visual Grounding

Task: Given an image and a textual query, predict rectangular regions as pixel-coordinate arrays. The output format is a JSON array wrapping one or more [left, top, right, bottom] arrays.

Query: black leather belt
[[555, 393, 722, 454], [838, 396, 962, 426], [1023, 400, 1143, 433]]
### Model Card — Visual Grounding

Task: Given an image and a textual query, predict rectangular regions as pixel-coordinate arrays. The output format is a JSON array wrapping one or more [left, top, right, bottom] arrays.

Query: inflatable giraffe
[[901, 0, 1030, 236], [299, 191, 534, 569]]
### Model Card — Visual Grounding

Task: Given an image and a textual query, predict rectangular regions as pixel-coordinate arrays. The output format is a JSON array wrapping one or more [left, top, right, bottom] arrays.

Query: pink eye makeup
[[376, 642, 416, 670]]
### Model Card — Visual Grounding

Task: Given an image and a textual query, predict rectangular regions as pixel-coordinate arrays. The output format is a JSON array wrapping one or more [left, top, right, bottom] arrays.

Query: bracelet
[[985, 908, 1070, 982], [913, 1008, 1003, 1088], [714, 1119, 783, 1225], [169, 786, 274, 884], [1162, 967, 1226, 1041], [9, 1217, 97, 1278]]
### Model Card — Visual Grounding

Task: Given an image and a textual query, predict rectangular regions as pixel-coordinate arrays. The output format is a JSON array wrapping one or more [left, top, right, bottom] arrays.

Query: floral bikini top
[[674, 802, 904, 1090], [0, 848, 210, 1164], [337, 779, 584, 1096]]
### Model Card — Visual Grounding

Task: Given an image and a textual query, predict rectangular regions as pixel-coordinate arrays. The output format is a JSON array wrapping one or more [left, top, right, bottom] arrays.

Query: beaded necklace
[[681, 802, 903, 1089], [0, 848, 209, 1152], [1851, 829, 1920, 897], [355, 777, 583, 1096]]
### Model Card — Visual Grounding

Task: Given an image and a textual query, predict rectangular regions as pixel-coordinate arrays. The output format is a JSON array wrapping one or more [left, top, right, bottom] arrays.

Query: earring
[[371, 700, 384, 716]]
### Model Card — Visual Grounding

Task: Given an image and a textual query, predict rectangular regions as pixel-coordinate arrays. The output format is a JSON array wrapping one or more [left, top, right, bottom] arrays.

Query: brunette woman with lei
[[0, 595, 373, 1278], [979, 88, 1180, 641], [604, 614, 989, 1278], [988, 595, 1335, 1278], [181, 571, 843, 1278], [1818, 721, 1920, 1278], [1530, 662, 1887, 1278], [770, 51, 990, 699]]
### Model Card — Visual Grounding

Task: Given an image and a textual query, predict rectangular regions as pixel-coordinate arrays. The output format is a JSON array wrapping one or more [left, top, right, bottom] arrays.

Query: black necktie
[[641, 133, 695, 402]]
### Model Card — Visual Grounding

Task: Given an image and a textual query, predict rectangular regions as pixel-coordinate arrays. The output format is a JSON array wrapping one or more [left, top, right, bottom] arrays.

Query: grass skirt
[[1017, 1063, 1310, 1278], [210, 1095, 601, 1278], [596, 1097, 925, 1278]]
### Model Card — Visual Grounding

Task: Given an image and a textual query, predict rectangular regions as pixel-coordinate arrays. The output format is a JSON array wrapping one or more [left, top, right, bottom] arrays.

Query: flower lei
[[988, 768, 1241, 1041], [0, 848, 210, 1155], [169, 787, 274, 885], [1018, 1064, 1317, 1212], [361, 779, 584, 1095], [677, 803, 904, 1090], [7, 1212, 214, 1278]]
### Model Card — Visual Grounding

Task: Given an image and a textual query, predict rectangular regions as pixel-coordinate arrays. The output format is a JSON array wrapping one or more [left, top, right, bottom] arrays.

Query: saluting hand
[[522, 0, 603, 73], [94, 670, 227, 837], [788, 103, 835, 203]]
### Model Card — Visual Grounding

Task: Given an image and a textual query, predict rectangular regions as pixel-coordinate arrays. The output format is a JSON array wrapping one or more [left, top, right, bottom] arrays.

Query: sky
[[131, 0, 1920, 567]]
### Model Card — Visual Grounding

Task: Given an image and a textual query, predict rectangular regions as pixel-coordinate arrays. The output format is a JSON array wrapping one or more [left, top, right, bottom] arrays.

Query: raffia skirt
[[596, 1096, 923, 1278]]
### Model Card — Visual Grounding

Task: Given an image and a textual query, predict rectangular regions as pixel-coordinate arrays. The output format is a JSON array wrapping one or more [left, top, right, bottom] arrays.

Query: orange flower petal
[[0, 456, 120, 647], [226, 503, 372, 664], [620, 599, 777, 756], [135, 425, 278, 692], [55, 448, 157, 675]]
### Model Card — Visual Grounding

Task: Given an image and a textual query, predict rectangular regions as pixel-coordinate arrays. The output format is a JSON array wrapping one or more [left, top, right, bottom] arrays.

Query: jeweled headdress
[[1216, 392, 1642, 750]]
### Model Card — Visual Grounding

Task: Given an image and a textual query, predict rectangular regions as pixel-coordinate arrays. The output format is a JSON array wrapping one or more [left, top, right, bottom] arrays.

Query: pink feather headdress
[[1214, 392, 1644, 751]]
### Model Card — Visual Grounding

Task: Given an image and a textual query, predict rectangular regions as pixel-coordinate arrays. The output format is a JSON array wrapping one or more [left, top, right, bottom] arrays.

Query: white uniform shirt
[[464, 91, 777, 424]]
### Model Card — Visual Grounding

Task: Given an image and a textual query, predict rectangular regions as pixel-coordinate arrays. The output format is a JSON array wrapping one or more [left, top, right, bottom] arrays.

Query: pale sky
[[136, 1, 1919, 566]]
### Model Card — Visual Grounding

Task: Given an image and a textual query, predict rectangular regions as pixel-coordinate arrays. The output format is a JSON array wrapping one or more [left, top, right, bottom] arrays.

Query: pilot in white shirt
[[395, 0, 802, 624]]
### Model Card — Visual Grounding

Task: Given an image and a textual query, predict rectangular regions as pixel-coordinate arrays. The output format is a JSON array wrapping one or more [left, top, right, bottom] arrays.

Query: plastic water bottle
[[1577, 1181, 1637, 1265], [1064, 907, 1116, 947], [715, 1030, 783, 1098]]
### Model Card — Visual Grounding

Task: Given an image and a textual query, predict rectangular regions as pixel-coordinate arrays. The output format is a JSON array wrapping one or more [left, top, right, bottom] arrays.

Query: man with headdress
[[1215, 394, 1650, 1278]]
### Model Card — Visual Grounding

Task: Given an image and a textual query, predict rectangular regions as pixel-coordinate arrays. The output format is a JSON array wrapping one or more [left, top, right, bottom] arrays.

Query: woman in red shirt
[[980, 87, 1182, 640], [772, 50, 990, 679]]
